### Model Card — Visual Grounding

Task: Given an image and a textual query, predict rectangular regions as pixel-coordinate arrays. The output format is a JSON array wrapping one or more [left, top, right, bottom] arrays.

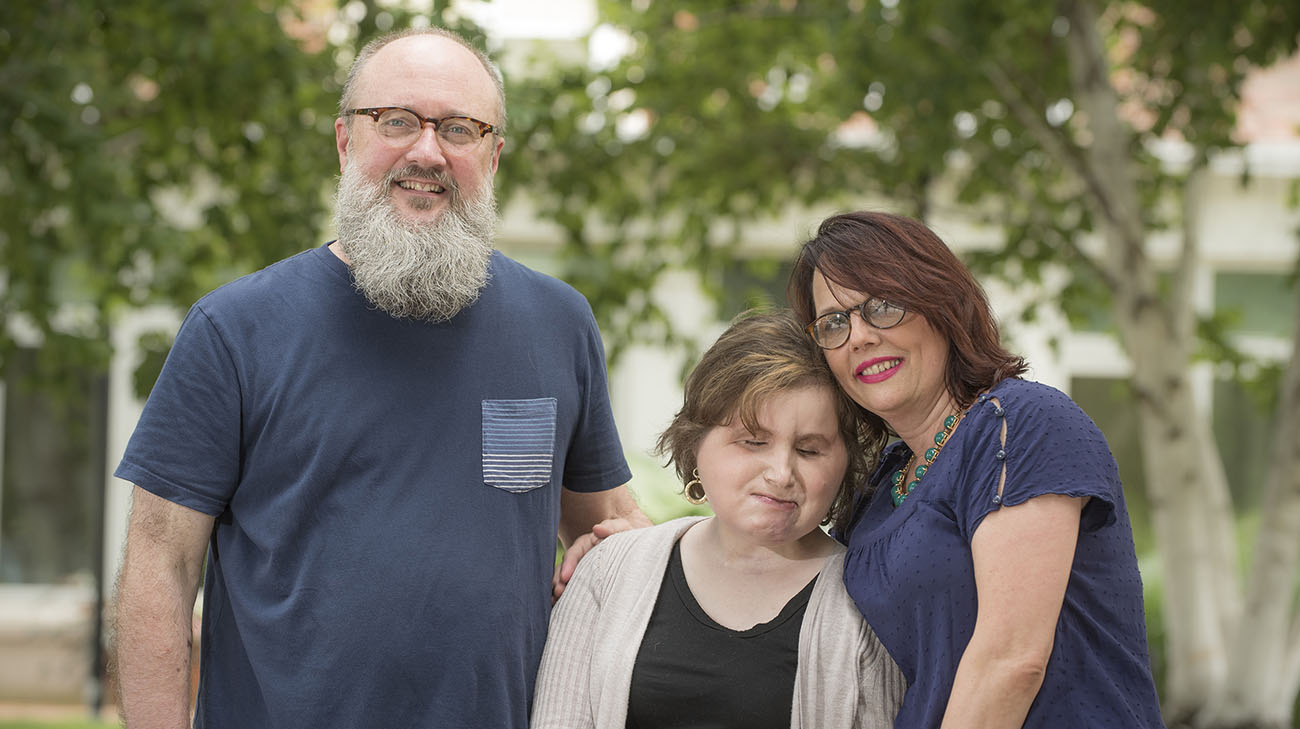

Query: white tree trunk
[[1202, 277, 1300, 729], [978, 0, 1296, 721], [1058, 0, 1243, 720], [1120, 292, 1234, 715]]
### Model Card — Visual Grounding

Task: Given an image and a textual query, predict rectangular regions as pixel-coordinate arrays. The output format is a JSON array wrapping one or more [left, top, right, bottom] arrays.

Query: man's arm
[[114, 486, 214, 729], [553, 484, 651, 599]]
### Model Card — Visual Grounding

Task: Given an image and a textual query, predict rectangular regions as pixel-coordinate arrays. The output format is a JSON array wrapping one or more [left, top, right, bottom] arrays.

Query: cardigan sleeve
[[855, 624, 907, 729], [793, 551, 906, 729], [529, 541, 609, 729]]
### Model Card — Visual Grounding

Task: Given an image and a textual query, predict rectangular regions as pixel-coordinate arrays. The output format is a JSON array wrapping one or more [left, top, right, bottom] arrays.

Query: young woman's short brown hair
[[655, 310, 873, 526]]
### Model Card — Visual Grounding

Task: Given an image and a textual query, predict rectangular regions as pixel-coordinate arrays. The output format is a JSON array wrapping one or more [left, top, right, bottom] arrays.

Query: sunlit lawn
[[0, 718, 117, 729]]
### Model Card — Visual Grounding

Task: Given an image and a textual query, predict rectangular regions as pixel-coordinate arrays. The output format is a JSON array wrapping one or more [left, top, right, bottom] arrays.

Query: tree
[[502, 1, 1300, 725], [0, 0, 485, 396], [2, 0, 317, 394]]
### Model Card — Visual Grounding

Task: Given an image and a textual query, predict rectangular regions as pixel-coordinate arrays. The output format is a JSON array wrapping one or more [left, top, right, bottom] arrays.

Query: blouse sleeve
[[956, 382, 1121, 541]]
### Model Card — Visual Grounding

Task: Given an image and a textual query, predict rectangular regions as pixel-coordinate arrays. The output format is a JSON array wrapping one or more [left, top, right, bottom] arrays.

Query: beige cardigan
[[530, 517, 906, 729]]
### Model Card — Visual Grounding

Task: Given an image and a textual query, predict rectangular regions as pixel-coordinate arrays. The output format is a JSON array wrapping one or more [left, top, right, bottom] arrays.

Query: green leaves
[[5, 0, 1297, 396], [2, 1, 320, 387], [0, 0, 466, 397], [505, 0, 1299, 363]]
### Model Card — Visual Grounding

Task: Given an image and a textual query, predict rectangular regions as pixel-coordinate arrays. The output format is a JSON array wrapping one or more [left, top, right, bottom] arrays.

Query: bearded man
[[112, 28, 647, 729]]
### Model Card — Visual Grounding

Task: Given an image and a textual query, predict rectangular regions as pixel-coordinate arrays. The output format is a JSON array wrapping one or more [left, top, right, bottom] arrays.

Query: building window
[[1069, 377, 1152, 552], [1215, 271, 1293, 337], [1, 348, 108, 584], [1211, 376, 1277, 511], [720, 258, 793, 318]]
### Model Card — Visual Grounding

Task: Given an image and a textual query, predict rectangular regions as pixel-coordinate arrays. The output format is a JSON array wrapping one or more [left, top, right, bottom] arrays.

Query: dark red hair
[[788, 211, 1027, 416]]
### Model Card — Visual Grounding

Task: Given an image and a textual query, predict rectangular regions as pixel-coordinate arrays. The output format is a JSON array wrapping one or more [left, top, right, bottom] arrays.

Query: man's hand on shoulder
[[553, 487, 652, 601]]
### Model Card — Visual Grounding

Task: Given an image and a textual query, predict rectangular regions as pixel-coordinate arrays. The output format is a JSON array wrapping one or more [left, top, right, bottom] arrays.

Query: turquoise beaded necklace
[[890, 409, 967, 507]]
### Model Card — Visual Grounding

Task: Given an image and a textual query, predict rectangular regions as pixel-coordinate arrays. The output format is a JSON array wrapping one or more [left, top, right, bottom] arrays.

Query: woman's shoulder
[[980, 378, 1121, 516], [818, 543, 849, 567], [588, 516, 704, 562], [808, 549, 859, 618], [989, 376, 1066, 402], [986, 377, 1093, 425], [567, 517, 705, 602]]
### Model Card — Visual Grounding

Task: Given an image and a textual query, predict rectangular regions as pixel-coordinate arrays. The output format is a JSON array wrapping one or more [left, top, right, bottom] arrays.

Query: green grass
[[0, 721, 116, 729]]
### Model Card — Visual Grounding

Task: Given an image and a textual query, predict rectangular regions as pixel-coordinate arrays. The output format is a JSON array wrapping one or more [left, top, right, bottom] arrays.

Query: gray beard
[[333, 161, 497, 322]]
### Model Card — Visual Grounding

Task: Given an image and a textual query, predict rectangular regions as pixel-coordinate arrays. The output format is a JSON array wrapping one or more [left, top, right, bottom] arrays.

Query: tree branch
[[1170, 168, 1205, 344], [1057, 0, 1147, 257], [926, 23, 1131, 293], [1000, 173, 1118, 290]]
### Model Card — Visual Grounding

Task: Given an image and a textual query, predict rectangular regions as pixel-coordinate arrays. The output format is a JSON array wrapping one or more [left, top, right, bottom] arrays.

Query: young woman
[[530, 311, 904, 729]]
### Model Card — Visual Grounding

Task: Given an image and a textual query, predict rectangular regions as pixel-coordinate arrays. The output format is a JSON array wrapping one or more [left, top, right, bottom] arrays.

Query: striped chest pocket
[[481, 398, 558, 493]]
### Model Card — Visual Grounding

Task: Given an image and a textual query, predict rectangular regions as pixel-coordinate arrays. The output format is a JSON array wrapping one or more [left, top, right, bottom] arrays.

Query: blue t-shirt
[[116, 244, 632, 729], [840, 378, 1164, 728]]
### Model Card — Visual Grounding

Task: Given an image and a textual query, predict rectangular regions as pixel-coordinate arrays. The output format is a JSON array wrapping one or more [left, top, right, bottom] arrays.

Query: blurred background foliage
[[5, 0, 328, 396], [3, 0, 1300, 722], [0, 0, 487, 399], [502, 0, 1300, 364], [4, 0, 1296, 397]]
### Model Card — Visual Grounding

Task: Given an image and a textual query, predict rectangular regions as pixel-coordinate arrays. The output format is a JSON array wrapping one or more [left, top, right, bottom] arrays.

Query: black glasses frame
[[805, 298, 907, 349]]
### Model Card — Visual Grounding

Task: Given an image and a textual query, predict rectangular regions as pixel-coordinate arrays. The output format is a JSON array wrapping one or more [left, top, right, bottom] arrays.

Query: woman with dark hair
[[789, 211, 1164, 728], [531, 311, 905, 729]]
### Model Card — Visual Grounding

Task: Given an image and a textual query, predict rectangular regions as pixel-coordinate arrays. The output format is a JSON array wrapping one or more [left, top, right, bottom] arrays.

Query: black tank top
[[625, 541, 817, 729]]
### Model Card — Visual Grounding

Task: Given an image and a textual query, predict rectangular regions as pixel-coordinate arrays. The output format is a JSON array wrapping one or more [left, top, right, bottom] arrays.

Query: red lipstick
[[855, 357, 902, 384]]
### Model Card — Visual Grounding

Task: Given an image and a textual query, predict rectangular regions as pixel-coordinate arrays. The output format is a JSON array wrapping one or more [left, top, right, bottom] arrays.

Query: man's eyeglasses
[[346, 107, 498, 150], [805, 298, 907, 349]]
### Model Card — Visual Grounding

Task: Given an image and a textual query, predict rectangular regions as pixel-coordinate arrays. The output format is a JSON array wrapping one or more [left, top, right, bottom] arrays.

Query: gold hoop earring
[[684, 467, 708, 504]]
